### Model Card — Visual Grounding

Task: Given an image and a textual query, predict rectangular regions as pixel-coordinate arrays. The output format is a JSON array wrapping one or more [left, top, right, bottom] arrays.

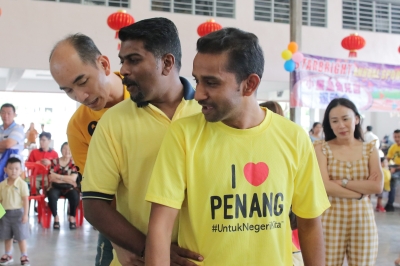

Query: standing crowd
[[0, 16, 399, 266]]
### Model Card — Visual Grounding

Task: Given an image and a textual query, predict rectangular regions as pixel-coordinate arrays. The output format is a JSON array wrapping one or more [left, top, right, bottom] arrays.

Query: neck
[[60, 156, 70, 161], [42, 147, 50, 152], [105, 73, 125, 109], [151, 75, 183, 112], [2, 122, 12, 130], [333, 137, 356, 146], [7, 178, 16, 185], [223, 101, 265, 129]]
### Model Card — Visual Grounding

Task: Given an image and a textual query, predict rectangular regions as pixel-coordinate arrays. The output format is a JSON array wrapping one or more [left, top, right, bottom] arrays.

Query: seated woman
[[47, 142, 80, 230]]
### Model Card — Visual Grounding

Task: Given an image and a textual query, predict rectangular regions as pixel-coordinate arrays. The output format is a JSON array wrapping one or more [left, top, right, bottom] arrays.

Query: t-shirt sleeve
[[20, 180, 29, 197], [387, 144, 395, 159], [8, 125, 24, 145], [67, 125, 88, 174], [81, 120, 121, 201], [145, 123, 186, 210], [27, 151, 35, 163], [292, 139, 331, 219]]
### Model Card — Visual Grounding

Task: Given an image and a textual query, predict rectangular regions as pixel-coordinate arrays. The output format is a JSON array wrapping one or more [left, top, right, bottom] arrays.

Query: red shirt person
[[27, 132, 58, 166]]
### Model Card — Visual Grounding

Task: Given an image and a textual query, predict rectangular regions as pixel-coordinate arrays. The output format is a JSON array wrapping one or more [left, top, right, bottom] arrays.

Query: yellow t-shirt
[[0, 177, 29, 210], [146, 110, 331, 266], [387, 143, 400, 165], [82, 78, 201, 266], [66, 72, 129, 174], [383, 168, 391, 191]]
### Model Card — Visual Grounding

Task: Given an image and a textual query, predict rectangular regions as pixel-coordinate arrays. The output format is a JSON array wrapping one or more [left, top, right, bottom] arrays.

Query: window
[[343, 0, 400, 34], [34, 0, 129, 8], [151, 0, 235, 18], [255, 0, 327, 27]]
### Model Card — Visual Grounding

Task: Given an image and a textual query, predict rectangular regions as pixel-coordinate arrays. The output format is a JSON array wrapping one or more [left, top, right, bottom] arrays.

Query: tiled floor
[[0, 201, 398, 266]]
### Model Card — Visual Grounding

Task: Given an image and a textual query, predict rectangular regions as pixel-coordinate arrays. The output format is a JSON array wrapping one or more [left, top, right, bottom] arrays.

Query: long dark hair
[[322, 98, 364, 141]]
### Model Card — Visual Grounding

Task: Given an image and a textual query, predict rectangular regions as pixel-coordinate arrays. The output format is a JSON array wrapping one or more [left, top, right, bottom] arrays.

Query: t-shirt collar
[[0, 121, 16, 130], [134, 76, 195, 107]]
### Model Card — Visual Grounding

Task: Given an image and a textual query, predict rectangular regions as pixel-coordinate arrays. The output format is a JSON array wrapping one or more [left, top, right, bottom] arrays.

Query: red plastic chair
[[40, 172, 84, 228], [292, 229, 301, 250], [25, 162, 48, 225]]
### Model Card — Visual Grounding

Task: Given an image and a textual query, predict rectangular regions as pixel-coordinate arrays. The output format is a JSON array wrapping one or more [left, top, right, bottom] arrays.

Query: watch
[[341, 179, 349, 188]]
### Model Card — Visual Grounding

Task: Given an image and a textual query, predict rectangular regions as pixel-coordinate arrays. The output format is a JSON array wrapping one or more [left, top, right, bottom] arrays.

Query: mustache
[[122, 78, 139, 87], [198, 100, 214, 107]]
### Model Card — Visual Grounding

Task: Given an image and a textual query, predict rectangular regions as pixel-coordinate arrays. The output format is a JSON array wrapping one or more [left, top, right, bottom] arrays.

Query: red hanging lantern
[[341, 33, 365, 58], [197, 19, 222, 37], [107, 10, 134, 49]]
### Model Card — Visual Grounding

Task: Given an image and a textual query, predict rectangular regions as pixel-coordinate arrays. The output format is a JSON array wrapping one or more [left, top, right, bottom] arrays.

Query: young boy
[[386, 129, 400, 211], [0, 157, 30, 265], [376, 157, 391, 212]]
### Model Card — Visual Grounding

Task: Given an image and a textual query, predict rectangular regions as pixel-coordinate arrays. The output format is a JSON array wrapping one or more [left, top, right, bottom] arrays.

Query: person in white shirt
[[364, 126, 380, 149]]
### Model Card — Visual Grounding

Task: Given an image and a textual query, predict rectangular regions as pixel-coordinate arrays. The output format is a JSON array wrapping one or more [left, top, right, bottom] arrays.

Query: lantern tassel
[[349, 50, 357, 58], [115, 31, 119, 39], [118, 42, 121, 50]]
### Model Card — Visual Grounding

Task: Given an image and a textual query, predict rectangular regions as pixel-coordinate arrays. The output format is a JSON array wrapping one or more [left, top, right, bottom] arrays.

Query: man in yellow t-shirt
[[385, 129, 400, 212], [49, 34, 129, 266], [145, 28, 330, 266], [81, 18, 203, 266]]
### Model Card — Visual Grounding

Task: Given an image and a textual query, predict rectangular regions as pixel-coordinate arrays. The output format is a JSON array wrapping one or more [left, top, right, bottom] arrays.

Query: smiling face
[[50, 43, 111, 111], [328, 105, 360, 140], [61, 144, 72, 158], [119, 40, 164, 104], [193, 52, 243, 123]]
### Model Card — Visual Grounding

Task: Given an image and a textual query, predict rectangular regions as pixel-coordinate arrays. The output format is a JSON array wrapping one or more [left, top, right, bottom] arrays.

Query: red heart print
[[243, 162, 269, 186]]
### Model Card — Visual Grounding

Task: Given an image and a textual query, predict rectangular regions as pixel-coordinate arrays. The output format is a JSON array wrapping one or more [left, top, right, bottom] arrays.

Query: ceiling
[[0, 68, 59, 93]]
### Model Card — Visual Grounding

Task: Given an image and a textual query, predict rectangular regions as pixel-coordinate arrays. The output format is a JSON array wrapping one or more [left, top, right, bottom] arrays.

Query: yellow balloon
[[281, 50, 292, 60]]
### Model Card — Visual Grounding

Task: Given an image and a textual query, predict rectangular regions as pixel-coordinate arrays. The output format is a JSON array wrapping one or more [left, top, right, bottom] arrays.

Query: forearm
[[297, 216, 325, 266], [0, 139, 14, 150], [146, 203, 178, 266], [324, 180, 362, 199], [345, 179, 383, 195], [83, 199, 146, 255], [51, 173, 77, 185], [22, 197, 29, 217], [146, 223, 171, 266]]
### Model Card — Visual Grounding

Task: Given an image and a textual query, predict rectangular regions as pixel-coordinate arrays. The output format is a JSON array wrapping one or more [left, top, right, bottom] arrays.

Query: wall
[[0, 0, 399, 133]]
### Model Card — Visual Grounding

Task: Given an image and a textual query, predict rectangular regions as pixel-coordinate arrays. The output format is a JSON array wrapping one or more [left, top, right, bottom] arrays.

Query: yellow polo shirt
[[82, 77, 201, 266], [66, 72, 129, 174], [0, 177, 29, 210]]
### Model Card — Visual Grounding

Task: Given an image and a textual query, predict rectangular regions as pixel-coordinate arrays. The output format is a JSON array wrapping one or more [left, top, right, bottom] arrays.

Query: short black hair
[[322, 98, 364, 141], [394, 129, 400, 134], [119, 17, 182, 71], [6, 157, 21, 166], [1, 103, 16, 113], [381, 157, 387, 163], [50, 33, 102, 67], [196, 27, 264, 83], [39, 132, 52, 140], [366, 126, 373, 131]]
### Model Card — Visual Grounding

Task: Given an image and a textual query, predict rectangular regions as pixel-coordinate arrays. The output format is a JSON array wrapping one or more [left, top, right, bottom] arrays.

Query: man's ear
[[242, 74, 261, 97], [161, 53, 175, 76], [98, 55, 111, 75]]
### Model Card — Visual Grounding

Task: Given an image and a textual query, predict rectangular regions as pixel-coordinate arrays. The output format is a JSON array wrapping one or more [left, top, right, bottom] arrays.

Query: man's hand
[[170, 244, 203, 266], [112, 243, 144, 266], [21, 215, 28, 224], [41, 159, 51, 166]]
